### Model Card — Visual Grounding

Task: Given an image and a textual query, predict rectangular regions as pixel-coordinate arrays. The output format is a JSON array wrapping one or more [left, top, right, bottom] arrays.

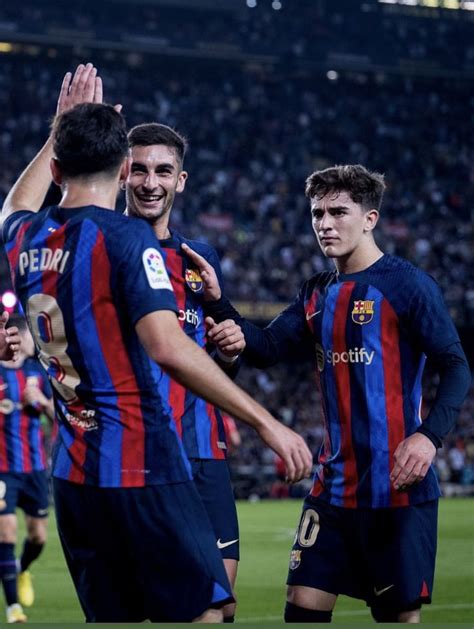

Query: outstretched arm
[[2, 63, 102, 220], [136, 310, 313, 483]]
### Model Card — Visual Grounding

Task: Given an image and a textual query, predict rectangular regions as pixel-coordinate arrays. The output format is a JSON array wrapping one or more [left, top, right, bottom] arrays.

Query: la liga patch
[[142, 248, 173, 290]]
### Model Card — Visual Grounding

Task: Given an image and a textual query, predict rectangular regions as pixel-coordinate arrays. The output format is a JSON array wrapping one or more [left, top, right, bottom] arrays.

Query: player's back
[[3, 206, 191, 488]]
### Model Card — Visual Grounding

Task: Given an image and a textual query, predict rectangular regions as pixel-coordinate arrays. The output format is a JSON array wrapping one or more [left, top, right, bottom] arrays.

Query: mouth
[[136, 194, 165, 205], [320, 237, 338, 244]]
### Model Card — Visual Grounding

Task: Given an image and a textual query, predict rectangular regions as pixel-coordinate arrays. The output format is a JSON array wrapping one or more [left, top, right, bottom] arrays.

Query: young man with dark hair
[[1, 64, 312, 622], [185, 164, 471, 623], [126, 122, 245, 622], [0, 318, 53, 623]]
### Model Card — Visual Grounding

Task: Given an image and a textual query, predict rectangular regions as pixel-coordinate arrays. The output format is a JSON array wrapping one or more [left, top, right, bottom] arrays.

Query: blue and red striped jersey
[[2, 206, 192, 488], [153, 232, 227, 460], [0, 358, 50, 473], [211, 255, 461, 509]]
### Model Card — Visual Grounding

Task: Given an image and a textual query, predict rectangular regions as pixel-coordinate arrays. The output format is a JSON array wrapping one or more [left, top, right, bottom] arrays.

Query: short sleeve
[[117, 220, 178, 325], [1, 211, 34, 244]]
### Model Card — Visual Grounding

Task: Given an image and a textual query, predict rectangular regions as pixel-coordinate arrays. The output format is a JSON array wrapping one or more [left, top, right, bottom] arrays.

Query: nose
[[143, 171, 158, 190], [318, 212, 333, 232]]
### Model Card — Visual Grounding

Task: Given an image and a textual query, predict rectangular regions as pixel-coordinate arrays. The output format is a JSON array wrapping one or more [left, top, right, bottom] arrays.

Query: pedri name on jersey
[[18, 247, 70, 276]]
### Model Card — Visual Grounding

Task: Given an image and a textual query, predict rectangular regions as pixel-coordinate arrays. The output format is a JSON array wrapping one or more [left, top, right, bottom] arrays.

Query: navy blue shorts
[[53, 478, 233, 622], [0, 471, 49, 518], [287, 495, 438, 610], [190, 459, 239, 561]]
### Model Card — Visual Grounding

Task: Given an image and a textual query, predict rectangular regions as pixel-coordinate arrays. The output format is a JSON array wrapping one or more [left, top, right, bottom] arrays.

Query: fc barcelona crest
[[351, 300, 374, 325], [185, 268, 203, 293]]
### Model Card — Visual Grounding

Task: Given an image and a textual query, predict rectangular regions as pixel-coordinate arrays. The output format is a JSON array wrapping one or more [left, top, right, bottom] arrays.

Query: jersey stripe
[[17, 370, 32, 473], [163, 249, 186, 439], [0, 380, 9, 472], [361, 286, 391, 507], [332, 282, 358, 508], [380, 298, 410, 507], [90, 229, 146, 487]]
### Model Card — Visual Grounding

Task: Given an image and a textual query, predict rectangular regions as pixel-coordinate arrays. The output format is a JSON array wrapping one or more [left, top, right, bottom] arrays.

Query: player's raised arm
[[136, 310, 313, 483], [2, 63, 101, 220]]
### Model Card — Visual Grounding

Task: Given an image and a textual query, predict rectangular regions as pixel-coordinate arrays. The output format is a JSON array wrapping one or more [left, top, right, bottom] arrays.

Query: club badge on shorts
[[289, 549, 302, 570]]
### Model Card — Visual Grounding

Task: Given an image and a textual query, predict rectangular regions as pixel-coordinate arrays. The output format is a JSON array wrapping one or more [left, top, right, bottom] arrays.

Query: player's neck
[[58, 181, 118, 211], [153, 221, 171, 240], [334, 243, 383, 275]]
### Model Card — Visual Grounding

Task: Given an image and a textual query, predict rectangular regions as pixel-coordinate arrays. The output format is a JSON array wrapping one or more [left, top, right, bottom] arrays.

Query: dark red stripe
[[42, 225, 67, 299], [91, 231, 145, 487], [304, 291, 319, 334], [207, 403, 225, 460], [333, 282, 358, 508], [165, 250, 187, 439], [6, 222, 32, 285], [17, 370, 32, 473], [381, 299, 409, 507]]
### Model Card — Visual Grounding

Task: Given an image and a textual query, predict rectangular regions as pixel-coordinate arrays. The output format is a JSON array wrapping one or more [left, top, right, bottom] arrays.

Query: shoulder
[[379, 255, 440, 295], [179, 235, 219, 262], [2, 210, 37, 243], [305, 270, 337, 294]]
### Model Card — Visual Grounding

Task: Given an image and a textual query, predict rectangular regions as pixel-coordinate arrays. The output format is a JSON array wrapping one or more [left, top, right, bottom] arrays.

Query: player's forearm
[[137, 313, 271, 432], [417, 342, 471, 447], [2, 136, 54, 219]]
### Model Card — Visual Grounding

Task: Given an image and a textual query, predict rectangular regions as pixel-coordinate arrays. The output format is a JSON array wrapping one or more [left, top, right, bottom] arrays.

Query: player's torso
[[302, 259, 440, 509], [0, 363, 46, 473], [5, 207, 191, 487], [157, 234, 227, 460]]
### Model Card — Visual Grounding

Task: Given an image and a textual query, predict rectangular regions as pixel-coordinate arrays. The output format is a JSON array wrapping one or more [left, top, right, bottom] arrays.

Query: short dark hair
[[127, 123, 187, 165], [52, 103, 128, 179], [305, 164, 386, 211]]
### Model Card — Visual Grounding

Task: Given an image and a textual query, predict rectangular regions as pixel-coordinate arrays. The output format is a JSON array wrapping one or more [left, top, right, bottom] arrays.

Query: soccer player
[[125, 123, 245, 622], [1, 64, 312, 622], [0, 318, 53, 623], [185, 164, 471, 623]]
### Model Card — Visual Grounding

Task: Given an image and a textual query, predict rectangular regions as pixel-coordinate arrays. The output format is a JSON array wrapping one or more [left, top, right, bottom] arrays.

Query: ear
[[119, 156, 131, 184], [50, 158, 62, 186], [364, 208, 379, 232], [176, 170, 188, 194]]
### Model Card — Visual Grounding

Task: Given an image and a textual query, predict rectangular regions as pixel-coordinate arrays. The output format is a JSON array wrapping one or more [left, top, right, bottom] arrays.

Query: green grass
[[3, 498, 473, 623]]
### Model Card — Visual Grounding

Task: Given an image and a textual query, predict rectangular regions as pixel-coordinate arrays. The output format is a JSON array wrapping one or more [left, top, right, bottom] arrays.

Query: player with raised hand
[[1, 64, 312, 622], [184, 165, 471, 623]]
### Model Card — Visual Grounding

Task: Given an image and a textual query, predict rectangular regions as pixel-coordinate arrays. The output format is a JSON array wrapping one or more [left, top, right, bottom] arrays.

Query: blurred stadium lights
[[246, 0, 257, 6], [271, 0, 282, 9], [378, 0, 474, 8], [327, 70, 339, 80], [1, 291, 17, 312]]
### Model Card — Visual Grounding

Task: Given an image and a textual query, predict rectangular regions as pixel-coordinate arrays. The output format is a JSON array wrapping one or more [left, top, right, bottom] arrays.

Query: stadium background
[[0, 0, 472, 623]]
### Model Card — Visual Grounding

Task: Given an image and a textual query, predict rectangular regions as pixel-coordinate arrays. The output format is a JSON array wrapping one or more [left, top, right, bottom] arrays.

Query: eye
[[312, 210, 324, 220]]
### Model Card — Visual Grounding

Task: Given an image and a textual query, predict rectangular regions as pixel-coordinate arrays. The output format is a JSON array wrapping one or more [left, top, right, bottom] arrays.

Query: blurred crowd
[[0, 1, 472, 496]]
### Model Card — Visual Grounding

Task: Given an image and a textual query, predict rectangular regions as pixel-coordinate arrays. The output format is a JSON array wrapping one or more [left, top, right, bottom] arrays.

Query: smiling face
[[125, 144, 187, 229], [311, 190, 379, 269]]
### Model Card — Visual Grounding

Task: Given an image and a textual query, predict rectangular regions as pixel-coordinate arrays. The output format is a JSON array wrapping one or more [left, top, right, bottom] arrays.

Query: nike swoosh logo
[[306, 310, 321, 321], [0, 384, 8, 391], [374, 584, 394, 596], [217, 538, 239, 550]]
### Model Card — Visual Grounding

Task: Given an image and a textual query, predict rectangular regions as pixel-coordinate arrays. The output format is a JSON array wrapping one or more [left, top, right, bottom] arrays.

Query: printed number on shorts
[[296, 508, 320, 548], [26, 294, 80, 403]]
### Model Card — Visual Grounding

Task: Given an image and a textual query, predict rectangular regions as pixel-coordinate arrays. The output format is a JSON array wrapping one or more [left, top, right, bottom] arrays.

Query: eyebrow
[[312, 205, 350, 212], [130, 161, 175, 170]]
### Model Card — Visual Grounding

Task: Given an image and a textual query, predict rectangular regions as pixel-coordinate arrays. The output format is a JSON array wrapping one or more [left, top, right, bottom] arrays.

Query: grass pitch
[[3, 497, 473, 623]]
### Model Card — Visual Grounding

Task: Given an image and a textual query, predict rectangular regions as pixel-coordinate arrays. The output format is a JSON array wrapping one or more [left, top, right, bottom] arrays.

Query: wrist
[[215, 347, 239, 364]]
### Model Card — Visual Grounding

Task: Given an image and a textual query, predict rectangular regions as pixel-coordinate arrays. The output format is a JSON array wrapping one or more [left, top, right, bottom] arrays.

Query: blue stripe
[[410, 355, 426, 429], [192, 311, 213, 458], [361, 287, 391, 508], [72, 220, 122, 487], [29, 419, 43, 470], [8, 372, 23, 471], [320, 283, 345, 506]]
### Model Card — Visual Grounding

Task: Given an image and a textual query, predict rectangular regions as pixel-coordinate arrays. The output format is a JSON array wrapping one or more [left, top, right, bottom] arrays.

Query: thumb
[[205, 316, 215, 329], [0, 312, 9, 330], [114, 104, 123, 113]]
